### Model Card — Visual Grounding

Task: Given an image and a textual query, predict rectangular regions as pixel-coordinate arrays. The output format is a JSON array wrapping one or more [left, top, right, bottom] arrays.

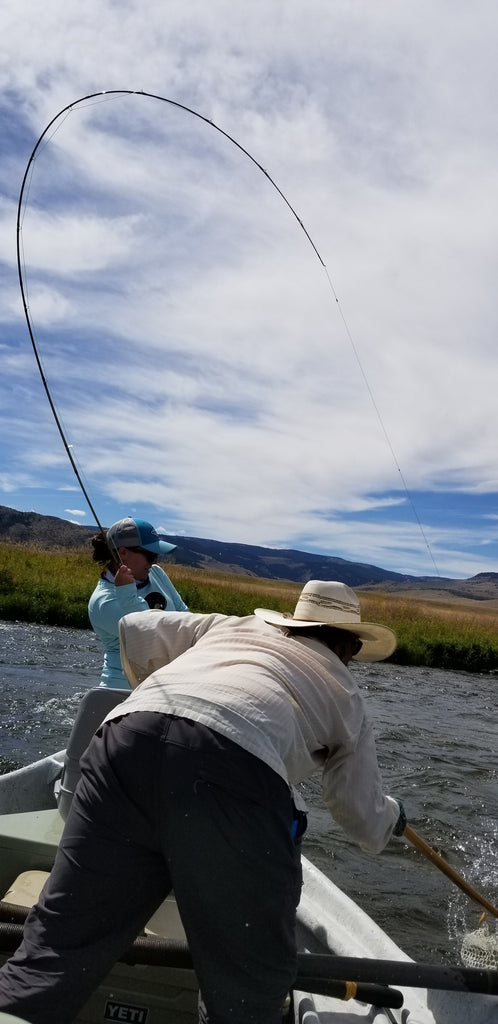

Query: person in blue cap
[[88, 517, 188, 688]]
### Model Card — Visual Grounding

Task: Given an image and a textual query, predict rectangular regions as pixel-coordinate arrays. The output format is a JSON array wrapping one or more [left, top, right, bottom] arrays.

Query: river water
[[0, 619, 496, 966]]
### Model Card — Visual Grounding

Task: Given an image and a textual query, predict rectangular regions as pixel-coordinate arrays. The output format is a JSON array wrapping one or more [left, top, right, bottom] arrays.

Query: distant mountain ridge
[[1, 504, 497, 600]]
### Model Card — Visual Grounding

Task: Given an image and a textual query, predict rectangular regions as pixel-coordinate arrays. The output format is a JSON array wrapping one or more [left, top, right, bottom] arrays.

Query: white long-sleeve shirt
[[107, 609, 399, 853]]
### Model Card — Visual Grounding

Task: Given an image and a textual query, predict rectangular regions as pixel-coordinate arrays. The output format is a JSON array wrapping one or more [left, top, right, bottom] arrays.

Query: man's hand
[[393, 799, 407, 836]]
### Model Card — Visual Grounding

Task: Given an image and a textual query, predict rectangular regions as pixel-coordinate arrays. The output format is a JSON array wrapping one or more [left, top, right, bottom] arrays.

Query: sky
[[1, 1, 497, 580]]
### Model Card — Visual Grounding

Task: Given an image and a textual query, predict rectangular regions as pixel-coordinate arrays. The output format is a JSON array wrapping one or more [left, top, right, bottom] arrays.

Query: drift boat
[[0, 688, 496, 1024]]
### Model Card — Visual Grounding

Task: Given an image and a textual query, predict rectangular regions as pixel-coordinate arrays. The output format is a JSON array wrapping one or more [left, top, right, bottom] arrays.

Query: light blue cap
[[106, 517, 176, 556]]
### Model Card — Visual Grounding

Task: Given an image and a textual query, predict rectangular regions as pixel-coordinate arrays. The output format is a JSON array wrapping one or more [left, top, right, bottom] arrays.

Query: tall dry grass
[[0, 544, 496, 672]]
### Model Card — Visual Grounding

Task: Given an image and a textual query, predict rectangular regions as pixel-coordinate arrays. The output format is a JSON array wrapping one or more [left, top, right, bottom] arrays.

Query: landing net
[[461, 919, 498, 970]]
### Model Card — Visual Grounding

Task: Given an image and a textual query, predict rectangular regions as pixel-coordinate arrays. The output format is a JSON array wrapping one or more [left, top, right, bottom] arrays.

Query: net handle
[[404, 824, 498, 919]]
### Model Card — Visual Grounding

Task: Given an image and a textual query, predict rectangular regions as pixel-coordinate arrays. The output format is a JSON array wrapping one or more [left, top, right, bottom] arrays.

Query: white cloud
[[0, 0, 497, 578]]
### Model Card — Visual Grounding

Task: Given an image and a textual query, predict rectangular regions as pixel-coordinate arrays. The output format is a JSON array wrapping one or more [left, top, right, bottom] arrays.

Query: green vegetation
[[0, 546, 93, 628], [0, 544, 496, 673], [357, 592, 498, 674]]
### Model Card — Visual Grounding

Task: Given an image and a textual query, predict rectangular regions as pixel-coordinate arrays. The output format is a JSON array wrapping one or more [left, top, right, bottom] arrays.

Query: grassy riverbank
[[0, 544, 496, 673]]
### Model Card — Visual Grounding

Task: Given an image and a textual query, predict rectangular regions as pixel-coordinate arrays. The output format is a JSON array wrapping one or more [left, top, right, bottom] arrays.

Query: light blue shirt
[[88, 564, 188, 688]]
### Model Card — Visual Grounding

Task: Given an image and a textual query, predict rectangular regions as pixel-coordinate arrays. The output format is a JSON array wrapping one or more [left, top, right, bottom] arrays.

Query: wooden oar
[[404, 824, 498, 920]]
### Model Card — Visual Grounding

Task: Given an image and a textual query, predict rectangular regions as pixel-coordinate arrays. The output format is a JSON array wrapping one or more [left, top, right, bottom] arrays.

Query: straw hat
[[254, 580, 396, 663]]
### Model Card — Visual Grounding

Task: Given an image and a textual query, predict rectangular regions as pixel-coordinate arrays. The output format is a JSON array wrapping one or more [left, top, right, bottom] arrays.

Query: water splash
[[446, 824, 498, 964]]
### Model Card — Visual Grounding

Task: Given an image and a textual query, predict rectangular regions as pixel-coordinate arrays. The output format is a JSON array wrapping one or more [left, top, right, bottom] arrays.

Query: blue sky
[[1, 1, 497, 579]]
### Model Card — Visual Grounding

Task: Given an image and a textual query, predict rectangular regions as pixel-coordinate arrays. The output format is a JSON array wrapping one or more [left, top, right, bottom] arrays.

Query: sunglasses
[[128, 546, 158, 564]]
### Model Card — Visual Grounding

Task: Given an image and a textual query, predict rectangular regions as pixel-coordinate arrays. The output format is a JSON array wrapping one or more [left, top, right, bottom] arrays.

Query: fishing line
[[323, 266, 440, 576], [17, 89, 440, 574]]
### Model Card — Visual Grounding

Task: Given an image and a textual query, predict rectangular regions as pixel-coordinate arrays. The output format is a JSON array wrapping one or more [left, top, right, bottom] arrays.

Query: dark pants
[[0, 713, 303, 1024]]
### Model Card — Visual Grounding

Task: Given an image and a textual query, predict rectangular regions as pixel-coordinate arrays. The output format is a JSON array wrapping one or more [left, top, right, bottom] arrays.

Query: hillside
[[1, 504, 497, 600]]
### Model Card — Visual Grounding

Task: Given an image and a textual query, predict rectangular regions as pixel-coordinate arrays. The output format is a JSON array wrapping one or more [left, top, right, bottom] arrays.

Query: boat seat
[[56, 687, 129, 820], [3, 870, 187, 942], [3, 870, 51, 908]]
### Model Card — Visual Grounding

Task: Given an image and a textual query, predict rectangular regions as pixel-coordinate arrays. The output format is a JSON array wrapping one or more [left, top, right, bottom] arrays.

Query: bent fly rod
[[16, 90, 325, 535], [16, 89, 438, 571]]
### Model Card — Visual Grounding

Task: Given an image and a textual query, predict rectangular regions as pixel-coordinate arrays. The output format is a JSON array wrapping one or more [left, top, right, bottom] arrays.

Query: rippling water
[[0, 619, 496, 965]]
